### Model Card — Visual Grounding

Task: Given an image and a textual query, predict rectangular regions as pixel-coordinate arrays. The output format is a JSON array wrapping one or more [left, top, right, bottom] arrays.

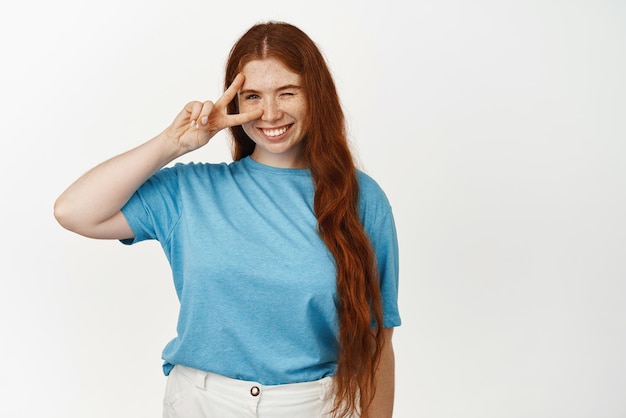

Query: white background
[[1, 0, 625, 417]]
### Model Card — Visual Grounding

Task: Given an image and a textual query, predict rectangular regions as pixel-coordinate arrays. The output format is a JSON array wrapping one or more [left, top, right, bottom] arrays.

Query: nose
[[261, 99, 282, 122]]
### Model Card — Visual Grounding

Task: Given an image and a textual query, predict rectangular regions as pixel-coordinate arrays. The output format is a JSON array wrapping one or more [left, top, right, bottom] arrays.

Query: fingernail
[[201, 116, 208, 125]]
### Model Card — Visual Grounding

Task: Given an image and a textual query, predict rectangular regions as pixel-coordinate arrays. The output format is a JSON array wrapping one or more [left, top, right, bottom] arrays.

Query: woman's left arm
[[368, 327, 396, 417]]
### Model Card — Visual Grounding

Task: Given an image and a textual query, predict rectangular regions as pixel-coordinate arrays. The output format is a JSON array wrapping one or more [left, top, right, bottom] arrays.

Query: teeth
[[262, 126, 288, 137]]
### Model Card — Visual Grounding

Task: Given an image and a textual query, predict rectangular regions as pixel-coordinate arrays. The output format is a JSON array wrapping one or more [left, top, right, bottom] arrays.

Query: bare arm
[[54, 136, 181, 239], [54, 74, 262, 239], [368, 327, 396, 418]]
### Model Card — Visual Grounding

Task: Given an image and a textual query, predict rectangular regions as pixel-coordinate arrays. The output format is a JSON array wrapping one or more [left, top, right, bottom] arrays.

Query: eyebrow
[[239, 84, 302, 96]]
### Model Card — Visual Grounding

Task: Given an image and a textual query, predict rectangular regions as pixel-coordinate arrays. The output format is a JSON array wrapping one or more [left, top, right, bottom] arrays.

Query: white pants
[[163, 365, 347, 418]]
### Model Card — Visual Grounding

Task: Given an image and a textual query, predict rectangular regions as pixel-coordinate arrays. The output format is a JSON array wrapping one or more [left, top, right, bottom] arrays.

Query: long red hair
[[224, 22, 384, 417]]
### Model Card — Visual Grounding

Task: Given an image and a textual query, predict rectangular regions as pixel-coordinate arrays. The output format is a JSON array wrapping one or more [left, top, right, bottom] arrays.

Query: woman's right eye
[[245, 94, 260, 100]]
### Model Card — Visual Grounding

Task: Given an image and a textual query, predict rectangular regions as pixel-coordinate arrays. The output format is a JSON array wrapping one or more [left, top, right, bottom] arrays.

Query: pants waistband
[[174, 365, 334, 400]]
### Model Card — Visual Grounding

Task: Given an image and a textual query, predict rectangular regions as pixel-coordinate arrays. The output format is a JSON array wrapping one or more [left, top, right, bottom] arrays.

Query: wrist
[[155, 130, 189, 161]]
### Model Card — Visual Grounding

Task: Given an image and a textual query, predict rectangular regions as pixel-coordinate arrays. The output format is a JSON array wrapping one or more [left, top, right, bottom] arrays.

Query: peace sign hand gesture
[[163, 74, 262, 153]]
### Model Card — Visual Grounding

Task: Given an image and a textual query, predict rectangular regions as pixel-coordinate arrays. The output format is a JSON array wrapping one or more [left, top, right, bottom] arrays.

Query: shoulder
[[167, 161, 231, 174], [356, 170, 390, 205], [153, 161, 234, 181], [355, 169, 393, 224], [136, 162, 235, 195]]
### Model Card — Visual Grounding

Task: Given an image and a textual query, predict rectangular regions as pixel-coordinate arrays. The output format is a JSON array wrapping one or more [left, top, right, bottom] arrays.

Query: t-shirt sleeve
[[357, 171, 402, 328], [370, 209, 402, 328], [120, 166, 182, 246]]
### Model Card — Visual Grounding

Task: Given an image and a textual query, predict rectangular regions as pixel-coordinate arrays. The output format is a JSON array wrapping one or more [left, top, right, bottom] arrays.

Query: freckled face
[[238, 59, 308, 168]]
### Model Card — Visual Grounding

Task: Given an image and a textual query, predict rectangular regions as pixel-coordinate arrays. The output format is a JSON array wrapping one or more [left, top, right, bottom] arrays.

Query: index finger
[[224, 108, 264, 128], [215, 73, 245, 109]]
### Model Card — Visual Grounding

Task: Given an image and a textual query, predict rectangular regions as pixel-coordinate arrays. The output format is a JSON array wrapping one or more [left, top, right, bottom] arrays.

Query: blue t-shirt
[[121, 156, 400, 385]]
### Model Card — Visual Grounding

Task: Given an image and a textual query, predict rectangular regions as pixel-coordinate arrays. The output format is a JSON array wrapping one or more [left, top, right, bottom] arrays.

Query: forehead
[[240, 58, 301, 90]]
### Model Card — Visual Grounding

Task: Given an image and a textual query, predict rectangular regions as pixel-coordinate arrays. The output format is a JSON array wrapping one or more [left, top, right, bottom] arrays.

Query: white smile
[[261, 126, 289, 137]]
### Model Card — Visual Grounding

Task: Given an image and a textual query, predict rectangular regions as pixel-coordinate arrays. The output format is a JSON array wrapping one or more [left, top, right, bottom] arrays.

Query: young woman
[[54, 21, 400, 418]]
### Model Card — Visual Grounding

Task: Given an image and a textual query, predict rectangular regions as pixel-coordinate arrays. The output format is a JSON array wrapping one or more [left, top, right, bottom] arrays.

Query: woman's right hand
[[163, 73, 262, 152], [55, 74, 261, 239]]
